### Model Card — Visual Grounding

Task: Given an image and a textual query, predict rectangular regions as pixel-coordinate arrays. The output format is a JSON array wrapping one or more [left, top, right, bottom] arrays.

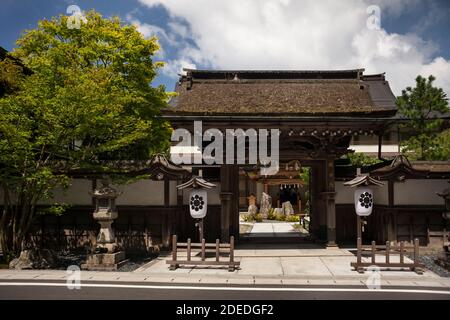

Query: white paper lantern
[[354, 186, 374, 216], [189, 189, 207, 219]]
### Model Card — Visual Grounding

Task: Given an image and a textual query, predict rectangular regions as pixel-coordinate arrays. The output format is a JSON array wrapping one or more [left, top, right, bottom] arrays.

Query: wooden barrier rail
[[166, 235, 240, 272], [351, 237, 424, 274]]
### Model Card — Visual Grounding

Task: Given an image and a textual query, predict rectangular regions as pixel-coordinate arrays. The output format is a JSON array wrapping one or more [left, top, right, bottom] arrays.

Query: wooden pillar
[[325, 158, 337, 247], [164, 176, 170, 207], [388, 180, 394, 207], [378, 133, 383, 160], [220, 164, 239, 242], [310, 164, 323, 239]]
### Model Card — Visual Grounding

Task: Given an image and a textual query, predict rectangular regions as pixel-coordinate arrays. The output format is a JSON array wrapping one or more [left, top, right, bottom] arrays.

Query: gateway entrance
[[239, 164, 312, 243]]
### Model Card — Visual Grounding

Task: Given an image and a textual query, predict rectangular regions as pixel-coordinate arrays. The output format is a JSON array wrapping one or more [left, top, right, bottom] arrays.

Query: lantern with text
[[344, 173, 384, 216], [344, 172, 384, 240], [189, 189, 207, 219], [177, 175, 216, 240]]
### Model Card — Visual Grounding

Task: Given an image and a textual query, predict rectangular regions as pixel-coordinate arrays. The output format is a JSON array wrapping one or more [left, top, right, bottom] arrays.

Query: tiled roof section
[[166, 69, 397, 116]]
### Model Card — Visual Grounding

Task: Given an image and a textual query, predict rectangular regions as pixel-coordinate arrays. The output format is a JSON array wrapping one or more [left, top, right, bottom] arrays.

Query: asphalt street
[[0, 281, 449, 300]]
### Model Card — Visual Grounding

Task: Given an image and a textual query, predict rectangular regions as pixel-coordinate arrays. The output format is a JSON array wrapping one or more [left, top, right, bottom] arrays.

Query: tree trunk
[[0, 186, 37, 257]]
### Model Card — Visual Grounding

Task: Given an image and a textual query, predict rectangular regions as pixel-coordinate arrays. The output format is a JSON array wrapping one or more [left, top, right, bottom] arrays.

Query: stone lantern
[[91, 182, 121, 253], [82, 180, 126, 271]]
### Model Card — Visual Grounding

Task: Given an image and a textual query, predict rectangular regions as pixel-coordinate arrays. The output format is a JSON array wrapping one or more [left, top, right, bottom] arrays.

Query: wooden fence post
[[400, 241, 404, 264], [386, 241, 390, 264], [187, 238, 191, 262], [229, 236, 235, 272], [170, 234, 178, 270], [371, 241, 376, 264], [201, 238, 206, 261], [215, 239, 220, 262], [413, 238, 423, 274]]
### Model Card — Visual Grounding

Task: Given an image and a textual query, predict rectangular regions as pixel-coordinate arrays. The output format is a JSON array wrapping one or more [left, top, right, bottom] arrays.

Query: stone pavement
[[1, 245, 449, 289], [0, 268, 449, 288], [247, 222, 301, 238], [136, 249, 439, 279]]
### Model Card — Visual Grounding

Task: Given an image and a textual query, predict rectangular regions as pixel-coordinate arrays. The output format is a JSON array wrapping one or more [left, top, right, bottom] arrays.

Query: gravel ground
[[407, 253, 450, 277], [54, 251, 155, 271], [117, 256, 154, 272], [55, 251, 87, 269]]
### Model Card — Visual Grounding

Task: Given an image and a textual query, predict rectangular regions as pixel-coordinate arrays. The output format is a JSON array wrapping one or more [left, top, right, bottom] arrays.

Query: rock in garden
[[9, 249, 56, 270], [273, 208, 283, 215], [282, 201, 294, 216], [248, 204, 258, 215], [259, 192, 272, 218]]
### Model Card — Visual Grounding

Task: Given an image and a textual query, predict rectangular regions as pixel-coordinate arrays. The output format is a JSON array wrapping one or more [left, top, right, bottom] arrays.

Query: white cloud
[[137, 0, 450, 96]]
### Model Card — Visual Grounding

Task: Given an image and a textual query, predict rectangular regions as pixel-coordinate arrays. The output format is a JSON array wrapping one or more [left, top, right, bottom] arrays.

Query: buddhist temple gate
[[164, 69, 397, 246]]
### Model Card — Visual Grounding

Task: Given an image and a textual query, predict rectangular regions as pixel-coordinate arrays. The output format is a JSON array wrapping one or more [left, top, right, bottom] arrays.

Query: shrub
[[242, 214, 255, 222], [267, 208, 276, 220], [254, 214, 264, 222], [285, 215, 300, 222], [274, 214, 286, 221]]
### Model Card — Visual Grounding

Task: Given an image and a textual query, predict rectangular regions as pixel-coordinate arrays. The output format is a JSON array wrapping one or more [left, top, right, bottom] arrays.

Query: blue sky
[[1, 0, 450, 95]]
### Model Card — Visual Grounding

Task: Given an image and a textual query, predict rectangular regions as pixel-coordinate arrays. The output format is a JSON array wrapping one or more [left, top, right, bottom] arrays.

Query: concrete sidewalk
[[0, 269, 449, 288], [136, 253, 440, 279], [1, 245, 448, 289], [2, 245, 449, 289]]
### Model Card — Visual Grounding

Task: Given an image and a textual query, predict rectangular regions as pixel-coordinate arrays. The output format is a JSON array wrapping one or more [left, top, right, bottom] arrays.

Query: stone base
[[81, 251, 127, 271], [326, 242, 339, 249]]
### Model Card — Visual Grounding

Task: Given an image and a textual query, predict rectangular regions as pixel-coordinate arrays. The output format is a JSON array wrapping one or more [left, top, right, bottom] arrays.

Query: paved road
[[0, 281, 449, 300]]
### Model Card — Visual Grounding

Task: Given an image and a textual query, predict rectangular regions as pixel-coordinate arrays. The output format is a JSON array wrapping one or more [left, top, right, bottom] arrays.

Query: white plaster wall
[[182, 183, 221, 205], [373, 184, 389, 205], [335, 182, 353, 204], [115, 180, 164, 206], [394, 179, 449, 205], [39, 179, 93, 205]]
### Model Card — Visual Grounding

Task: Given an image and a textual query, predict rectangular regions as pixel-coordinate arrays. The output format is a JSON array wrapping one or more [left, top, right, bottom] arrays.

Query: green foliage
[[430, 129, 450, 160], [345, 152, 382, 166], [274, 213, 286, 221], [36, 203, 72, 216], [242, 213, 254, 222], [298, 167, 310, 184], [285, 215, 300, 222], [0, 11, 171, 254], [242, 213, 263, 222], [254, 214, 263, 223], [0, 57, 25, 96], [267, 208, 276, 220], [397, 75, 449, 160]]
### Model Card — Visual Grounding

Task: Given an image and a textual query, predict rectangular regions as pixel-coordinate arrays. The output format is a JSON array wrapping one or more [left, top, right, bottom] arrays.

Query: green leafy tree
[[397, 75, 449, 160], [345, 152, 382, 167], [0, 11, 171, 256]]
